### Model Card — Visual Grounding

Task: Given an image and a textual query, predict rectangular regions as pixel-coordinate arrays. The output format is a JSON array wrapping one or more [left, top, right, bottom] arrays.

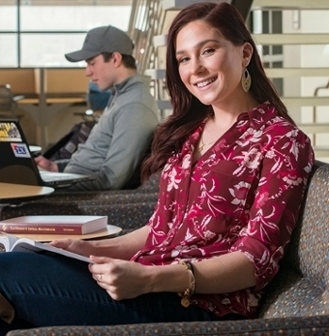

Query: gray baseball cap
[[65, 25, 134, 62]]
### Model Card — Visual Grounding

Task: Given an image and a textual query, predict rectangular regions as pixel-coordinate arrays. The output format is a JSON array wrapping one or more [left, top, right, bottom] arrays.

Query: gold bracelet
[[178, 261, 195, 307]]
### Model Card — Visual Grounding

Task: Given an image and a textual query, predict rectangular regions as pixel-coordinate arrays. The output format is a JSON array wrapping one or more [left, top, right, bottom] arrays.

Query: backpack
[[43, 121, 96, 161], [88, 82, 111, 112]]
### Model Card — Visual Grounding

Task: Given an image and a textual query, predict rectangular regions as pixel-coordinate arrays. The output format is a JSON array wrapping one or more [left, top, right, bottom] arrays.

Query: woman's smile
[[194, 76, 218, 89]]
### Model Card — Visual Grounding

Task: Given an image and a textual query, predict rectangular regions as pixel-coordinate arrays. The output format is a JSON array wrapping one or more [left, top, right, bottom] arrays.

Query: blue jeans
[[0, 252, 225, 335]]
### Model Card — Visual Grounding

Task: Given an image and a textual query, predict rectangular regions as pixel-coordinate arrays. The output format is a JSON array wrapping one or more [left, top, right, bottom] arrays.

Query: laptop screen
[[0, 120, 42, 186], [0, 119, 93, 188]]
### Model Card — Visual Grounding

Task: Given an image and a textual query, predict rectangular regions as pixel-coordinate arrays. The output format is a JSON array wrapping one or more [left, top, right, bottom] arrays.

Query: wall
[[0, 68, 90, 148], [283, 9, 329, 162]]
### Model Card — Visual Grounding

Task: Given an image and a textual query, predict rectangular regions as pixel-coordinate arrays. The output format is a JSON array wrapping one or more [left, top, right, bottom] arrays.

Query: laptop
[[0, 119, 93, 188]]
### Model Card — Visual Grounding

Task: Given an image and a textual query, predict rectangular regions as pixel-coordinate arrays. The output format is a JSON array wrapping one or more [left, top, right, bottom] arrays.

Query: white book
[[0, 233, 92, 263]]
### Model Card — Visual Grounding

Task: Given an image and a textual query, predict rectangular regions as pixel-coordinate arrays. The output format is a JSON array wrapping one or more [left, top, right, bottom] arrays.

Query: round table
[[0, 182, 54, 203]]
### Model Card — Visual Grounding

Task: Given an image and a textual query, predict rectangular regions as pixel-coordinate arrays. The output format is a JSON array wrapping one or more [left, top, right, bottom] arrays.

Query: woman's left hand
[[89, 256, 151, 300]]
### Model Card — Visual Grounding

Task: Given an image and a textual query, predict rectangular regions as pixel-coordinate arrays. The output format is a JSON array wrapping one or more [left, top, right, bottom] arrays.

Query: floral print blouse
[[132, 102, 314, 318]]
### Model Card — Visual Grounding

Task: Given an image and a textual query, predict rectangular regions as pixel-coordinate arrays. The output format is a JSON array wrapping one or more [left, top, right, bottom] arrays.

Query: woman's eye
[[203, 48, 215, 55], [178, 57, 189, 64]]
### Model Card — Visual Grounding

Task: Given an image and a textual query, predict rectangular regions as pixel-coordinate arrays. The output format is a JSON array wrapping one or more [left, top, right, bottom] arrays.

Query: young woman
[[0, 2, 314, 334]]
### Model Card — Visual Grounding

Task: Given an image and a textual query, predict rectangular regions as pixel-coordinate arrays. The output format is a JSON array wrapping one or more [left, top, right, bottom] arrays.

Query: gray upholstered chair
[[5, 162, 329, 335]]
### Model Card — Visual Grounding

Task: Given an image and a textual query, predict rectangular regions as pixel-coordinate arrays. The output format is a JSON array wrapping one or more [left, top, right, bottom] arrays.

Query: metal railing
[[127, 0, 165, 74]]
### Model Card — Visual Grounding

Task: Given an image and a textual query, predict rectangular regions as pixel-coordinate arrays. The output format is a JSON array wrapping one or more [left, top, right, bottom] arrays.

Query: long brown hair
[[142, 2, 292, 180]]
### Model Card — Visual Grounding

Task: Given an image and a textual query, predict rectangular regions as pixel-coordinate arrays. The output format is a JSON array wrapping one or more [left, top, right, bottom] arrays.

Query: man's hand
[[35, 155, 59, 172]]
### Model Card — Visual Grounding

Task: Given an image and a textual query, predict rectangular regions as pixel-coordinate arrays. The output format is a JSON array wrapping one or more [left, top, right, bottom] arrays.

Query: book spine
[[0, 224, 83, 235]]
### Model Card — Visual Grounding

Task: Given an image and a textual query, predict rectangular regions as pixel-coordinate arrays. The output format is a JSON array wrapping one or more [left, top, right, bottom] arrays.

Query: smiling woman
[[0, 2, 315, 335], [174, 19, 257, 157]]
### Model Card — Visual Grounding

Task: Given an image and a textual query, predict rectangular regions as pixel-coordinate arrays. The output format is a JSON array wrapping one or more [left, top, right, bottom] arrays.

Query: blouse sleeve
[[230, 128, 314, 291]]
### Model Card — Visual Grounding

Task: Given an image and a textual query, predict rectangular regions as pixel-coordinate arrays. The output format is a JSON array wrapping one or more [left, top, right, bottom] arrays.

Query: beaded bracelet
[[178, 261, 195, 307]]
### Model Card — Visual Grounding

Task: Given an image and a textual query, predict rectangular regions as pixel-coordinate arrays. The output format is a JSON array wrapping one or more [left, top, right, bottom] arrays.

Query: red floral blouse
[[132, 102, 314, 318]]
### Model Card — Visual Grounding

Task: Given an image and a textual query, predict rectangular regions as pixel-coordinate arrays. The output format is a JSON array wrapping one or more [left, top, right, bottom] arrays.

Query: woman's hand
[[49, 227, 150, 262], [89, 256, 152, 300], [49, 238, 96, 258]]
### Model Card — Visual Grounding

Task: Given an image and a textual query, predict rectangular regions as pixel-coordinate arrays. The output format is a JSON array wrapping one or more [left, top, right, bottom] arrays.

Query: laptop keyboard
[[40, 172, 76, 182]]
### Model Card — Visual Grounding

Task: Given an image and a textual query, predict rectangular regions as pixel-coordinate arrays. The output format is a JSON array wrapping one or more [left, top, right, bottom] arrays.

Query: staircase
[[128, 0, 329, 162]]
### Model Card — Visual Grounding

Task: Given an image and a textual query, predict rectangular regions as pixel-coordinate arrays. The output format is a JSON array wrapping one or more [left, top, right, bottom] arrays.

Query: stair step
[[282, 97, 329, 107], [145, 69, 166, 80], [313, 147, 329, 158], [146, 68, 329, 79], [252, 34, 329, 45], [153, 34, 167, 48], [266, 68, 329, 78], [155, 97, 329, 110], [158, 97, 329, 110], [297, 124, 329, 133], [155, 33, 329, 48], [156, 100, 172, 110], [162, 0, 229, 11], [252, 0, 329, 9]]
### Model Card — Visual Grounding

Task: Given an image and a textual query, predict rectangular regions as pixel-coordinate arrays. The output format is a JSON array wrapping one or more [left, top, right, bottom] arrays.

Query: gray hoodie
[[63, 74, 160, 191]]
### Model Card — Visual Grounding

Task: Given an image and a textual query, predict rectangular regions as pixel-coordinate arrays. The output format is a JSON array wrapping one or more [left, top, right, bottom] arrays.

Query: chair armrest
[[6, 315, 329, 336]]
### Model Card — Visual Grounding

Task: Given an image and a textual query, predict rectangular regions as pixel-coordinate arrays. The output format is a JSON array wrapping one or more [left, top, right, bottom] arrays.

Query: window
[[0, 0, 132, 67]]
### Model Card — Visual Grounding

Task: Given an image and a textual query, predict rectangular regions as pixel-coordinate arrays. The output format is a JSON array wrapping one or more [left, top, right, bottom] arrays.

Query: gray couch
[[6, 161, 329, 335]]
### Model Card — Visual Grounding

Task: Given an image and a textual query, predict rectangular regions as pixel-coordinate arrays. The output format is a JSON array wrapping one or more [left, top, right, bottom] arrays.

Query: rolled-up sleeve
[[231, 130, 314, 291]]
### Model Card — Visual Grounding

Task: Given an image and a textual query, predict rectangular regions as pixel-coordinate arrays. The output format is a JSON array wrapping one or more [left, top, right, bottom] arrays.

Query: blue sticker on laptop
[[0, 122, 22, 142], [10, 143, 31, 158]]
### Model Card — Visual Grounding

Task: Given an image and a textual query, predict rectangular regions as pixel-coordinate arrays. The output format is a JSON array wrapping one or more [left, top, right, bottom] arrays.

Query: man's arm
[[65, 103, 158, 191], [55, 159, 70, 172]]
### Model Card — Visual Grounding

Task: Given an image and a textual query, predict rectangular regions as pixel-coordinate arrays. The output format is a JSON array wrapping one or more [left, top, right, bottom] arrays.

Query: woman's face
[[175, 20, 252, 108]]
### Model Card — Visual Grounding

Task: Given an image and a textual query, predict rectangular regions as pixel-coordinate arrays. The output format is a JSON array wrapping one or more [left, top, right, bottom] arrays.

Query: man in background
[[36, 25, 160, 191]]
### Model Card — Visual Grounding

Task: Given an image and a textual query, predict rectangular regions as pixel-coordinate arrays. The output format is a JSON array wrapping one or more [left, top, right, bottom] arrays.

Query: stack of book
[[0, 215, 108, 235], [0, 215, 111, 262]]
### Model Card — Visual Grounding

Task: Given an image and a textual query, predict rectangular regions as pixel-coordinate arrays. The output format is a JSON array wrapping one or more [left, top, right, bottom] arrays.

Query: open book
[[0, 233, 92, 263]]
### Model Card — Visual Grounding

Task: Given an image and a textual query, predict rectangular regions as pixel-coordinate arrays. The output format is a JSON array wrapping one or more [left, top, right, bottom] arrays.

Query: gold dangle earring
[[241, 67, 252, 93]]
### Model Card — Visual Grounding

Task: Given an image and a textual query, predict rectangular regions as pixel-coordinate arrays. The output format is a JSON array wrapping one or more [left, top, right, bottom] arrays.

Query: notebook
[[0, 119, 93, 188]]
